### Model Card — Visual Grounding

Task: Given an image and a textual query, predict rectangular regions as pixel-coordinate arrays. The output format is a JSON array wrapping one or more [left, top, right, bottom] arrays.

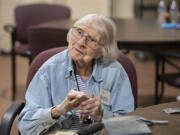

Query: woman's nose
[[77, 36, 87, 46]]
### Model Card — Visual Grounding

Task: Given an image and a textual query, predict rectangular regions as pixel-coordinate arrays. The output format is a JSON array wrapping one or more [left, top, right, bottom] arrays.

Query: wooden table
[[40, 18, 180, 52], [100, 101, 180, 135], [126, 102, 180, 135]]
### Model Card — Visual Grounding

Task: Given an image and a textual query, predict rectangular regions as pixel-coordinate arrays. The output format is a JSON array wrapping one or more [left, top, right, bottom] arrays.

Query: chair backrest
[[117, 53, 138, 108], [26, 46, 67, 88], [26, 47, 137, 108], [15, 3, 71, 43], [27, 25, 68, 60]]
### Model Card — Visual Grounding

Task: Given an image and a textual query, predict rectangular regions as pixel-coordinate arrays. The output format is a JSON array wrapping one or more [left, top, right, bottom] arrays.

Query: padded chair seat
[[159, 73, 180, 88], [14, 43, 31, 56]]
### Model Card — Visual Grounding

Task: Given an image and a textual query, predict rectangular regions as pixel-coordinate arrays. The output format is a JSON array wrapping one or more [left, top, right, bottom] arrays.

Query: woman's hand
[[51, 90, 86, 119], [78, 97, 103, 122]]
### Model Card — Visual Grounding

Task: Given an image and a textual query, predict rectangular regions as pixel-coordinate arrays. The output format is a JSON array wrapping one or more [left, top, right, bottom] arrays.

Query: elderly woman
[[17, 14, 134, 134]]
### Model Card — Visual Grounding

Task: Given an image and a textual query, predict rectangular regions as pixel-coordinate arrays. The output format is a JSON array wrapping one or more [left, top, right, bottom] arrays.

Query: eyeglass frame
[[71, 26, 104, 49]]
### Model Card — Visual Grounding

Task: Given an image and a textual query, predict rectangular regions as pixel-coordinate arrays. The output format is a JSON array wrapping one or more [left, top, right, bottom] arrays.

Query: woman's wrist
[[51, 106, 63, 119], [51, 100, 68, 119], [51, 106, 59, 119]]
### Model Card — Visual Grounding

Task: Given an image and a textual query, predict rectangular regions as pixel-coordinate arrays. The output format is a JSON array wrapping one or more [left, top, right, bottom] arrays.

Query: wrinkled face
[[68, 25, 103, 64]]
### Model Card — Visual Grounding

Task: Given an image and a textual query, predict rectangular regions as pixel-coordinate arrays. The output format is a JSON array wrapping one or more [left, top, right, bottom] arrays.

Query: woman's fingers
[[78, 97, 100, 115], [78, 106, 98, 115], [78, 96, 103, 122], [81, 97, 99, 105], [67, 89, 77, 100], [79, 102, 96, 110], [67, 90, 86, 100], [80, 97, 100, 108], [76, 92, 86, 98]]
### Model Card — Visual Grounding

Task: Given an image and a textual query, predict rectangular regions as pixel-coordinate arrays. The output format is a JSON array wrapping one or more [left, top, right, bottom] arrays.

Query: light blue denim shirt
[[17, 49, 134, 135]]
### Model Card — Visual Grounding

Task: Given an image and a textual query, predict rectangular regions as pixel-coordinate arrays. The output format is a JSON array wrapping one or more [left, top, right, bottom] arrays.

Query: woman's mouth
[[74, 48, 83, 55]]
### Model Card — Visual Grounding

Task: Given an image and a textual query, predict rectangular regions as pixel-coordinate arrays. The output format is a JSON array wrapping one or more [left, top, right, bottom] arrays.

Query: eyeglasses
[[71, 26, 103, 49]]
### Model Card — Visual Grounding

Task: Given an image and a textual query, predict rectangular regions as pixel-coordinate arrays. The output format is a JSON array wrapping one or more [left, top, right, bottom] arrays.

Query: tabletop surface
[[125, 101, 180, 135], [40, 18, 180, 51], [41, 18, 180, 43], [114, 19, 180, 42]]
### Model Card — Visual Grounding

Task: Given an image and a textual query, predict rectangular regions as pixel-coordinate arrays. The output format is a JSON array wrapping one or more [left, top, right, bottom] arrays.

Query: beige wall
[[0, 0, 134, 52], [0, 0, 16, 51], [115, 0, 134, 18], [65, 0, 109, 19], [58, 0, 134, 19]]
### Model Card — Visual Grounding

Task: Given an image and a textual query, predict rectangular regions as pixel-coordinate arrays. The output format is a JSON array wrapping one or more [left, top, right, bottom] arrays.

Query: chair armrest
[[3, 24, 16, 34], [0, 102, 25, 135]]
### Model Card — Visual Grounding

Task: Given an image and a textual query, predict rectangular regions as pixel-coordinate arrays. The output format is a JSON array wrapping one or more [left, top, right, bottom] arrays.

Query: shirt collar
[[65, 51, 103, 82], [92, 58, 103, 82], [65, 51, 73, 78]]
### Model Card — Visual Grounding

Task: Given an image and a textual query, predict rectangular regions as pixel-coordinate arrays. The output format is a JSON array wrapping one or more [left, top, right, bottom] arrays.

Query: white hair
[[67, 14, 118, 60]]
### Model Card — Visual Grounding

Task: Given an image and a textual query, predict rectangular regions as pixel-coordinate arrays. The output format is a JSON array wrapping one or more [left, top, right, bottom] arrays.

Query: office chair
[[0, 47, 137, 135], [4, 3, 71, 100], [154, 51, 180, 104]]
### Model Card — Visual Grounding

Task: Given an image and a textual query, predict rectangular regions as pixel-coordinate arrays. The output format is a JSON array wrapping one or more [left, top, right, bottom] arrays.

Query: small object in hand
[[80, 94, 94, 124], [65, 95, 89, 111], [163, 107, 180, 114]]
